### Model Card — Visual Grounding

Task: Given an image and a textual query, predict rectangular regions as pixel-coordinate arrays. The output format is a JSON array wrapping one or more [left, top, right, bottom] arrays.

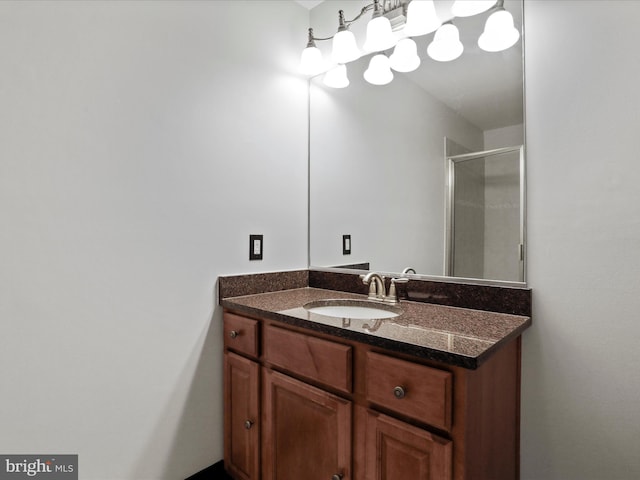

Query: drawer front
[[365, 351, 452, 431], [224, 313, 259, 359], [263, 325, 353, 394]]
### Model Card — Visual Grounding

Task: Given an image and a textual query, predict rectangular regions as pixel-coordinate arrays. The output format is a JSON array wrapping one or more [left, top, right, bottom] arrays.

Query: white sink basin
[[304, 300, 400, 320]]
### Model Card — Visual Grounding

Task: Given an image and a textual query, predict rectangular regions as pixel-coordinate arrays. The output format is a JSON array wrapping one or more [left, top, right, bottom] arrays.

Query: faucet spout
[[360, 272, 386, 301]]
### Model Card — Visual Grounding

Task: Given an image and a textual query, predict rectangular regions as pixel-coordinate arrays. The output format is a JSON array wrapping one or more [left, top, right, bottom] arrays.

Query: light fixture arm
[[487, 0, 506, 14], [341, 3, 376, 27], [307, 27, 333, 45], [306, 2, 379, 44]]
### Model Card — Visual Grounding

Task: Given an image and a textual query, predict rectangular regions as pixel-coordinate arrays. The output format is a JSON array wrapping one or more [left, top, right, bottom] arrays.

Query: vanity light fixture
[[478, 0, 520, 52], [331, 11, 362, 64], [427, 22, 464, 62], [363, 54, 394, 85], [300, 0, 520, 88], [362, 0, 399, 53], [389, 38, 421, 72], [403, 0, 440, 37], [300, 29, 325, 76]]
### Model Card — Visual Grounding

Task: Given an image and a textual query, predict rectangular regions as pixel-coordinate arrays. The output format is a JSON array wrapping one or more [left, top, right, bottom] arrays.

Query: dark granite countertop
[[220, 287, 531, 369]]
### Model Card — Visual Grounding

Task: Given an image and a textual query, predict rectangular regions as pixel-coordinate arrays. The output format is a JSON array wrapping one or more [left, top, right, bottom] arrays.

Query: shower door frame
[[444, 145, 526, 282]]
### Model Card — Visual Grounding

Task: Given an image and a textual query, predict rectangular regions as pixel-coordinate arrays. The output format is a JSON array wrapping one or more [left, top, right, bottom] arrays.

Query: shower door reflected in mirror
[[446, 146, 525, 282]]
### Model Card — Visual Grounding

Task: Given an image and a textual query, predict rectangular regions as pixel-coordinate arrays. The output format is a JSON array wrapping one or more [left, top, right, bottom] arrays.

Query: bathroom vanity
[[219, 271, 531, 480]]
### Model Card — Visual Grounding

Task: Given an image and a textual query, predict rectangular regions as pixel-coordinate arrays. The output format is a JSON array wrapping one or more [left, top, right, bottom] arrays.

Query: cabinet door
[[363, 409, 452, 480], [262, 369, 351, 480], [225, 352, 260, 480]]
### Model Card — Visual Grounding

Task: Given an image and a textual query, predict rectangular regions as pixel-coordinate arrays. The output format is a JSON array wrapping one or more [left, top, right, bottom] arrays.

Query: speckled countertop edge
[[220, 287, 531, 370]]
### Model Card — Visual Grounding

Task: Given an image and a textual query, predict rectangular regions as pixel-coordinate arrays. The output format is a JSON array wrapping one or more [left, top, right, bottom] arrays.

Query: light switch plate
[[343, 234, 351, 255], [250, 234, 263, 260]]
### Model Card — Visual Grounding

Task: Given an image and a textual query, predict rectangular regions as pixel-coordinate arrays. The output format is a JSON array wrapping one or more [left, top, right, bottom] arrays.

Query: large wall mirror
[[309, 0, 525, 284]]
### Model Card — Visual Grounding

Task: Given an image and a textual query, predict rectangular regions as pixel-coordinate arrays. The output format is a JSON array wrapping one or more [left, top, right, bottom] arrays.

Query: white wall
[[0, 2, 308, 479], [523, 1, 640, 478], [310, 65, 483, 273], [484, 123, 525, 150]]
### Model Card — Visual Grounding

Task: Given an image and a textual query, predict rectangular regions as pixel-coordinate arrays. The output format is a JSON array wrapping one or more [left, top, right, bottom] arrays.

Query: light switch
[[250, 234, 263, 260]]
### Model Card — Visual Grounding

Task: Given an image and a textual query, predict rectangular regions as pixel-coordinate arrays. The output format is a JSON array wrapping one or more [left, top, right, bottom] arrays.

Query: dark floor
[[185, 462, 232, 480]]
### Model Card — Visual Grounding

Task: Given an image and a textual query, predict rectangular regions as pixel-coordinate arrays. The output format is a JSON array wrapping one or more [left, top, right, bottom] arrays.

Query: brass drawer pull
[[229, 330, 239, 339], [393, 386, 406, 399]]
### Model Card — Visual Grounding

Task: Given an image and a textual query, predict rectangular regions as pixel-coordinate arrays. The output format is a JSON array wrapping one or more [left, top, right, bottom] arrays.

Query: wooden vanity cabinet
[[223, 310, 521, 480], [262, 369, 352, 480], [224, 352, 260, 480], [224, 313, 261, 480]]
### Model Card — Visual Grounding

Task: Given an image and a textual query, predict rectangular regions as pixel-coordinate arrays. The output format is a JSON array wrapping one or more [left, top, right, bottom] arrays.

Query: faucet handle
[[385, 277, 409, 304]]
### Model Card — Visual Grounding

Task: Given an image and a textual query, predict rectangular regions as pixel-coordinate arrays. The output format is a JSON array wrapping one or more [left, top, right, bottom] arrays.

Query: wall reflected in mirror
[[308, 0, 525, 284]]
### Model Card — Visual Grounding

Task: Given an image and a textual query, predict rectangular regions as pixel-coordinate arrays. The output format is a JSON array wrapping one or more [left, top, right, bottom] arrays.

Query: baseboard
[[185, 460, 229, 479]]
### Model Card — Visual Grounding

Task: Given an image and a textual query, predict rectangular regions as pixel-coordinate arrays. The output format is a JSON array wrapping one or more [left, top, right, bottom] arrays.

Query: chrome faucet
[[360, 272, 409, 304], [360, 272, 386, 301]]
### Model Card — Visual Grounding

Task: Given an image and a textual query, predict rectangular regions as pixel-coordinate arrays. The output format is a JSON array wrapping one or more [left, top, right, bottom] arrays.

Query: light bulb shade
[[404, 0, 441, 37], [323, 64, 350, 88], [478, 9, 520, 52], [299, 46, 324, 76], [427, 23, 464, 62], [389, 38, 421, 73], [451, 0, 497, 17], [331, 29, 361, 64], [363, 54, 394, 86], [362, 16, 398, 53]]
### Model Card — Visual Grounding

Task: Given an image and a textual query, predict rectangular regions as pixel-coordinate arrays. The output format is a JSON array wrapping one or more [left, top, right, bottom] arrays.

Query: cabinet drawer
[[224, 313, 259, 359], [263, 325, 352, 394], [365, 351, 452, 431]]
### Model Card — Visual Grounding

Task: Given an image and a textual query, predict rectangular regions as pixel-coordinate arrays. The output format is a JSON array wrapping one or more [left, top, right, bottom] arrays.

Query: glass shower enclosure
[[445, 146, 525, 283]]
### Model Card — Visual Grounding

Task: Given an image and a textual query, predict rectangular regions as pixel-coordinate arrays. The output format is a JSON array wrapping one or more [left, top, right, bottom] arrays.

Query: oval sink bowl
[[303, 299, 400, 320]]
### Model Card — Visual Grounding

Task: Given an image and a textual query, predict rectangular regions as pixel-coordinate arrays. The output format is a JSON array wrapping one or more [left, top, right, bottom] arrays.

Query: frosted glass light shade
[[389, 38, 421, 73], [451, 0, 497, 17], [363, 16, 398, 53], [404, 0, 441, 37], [363, 54, 394, 85], [427, 23, 463, 62], [323, 64, 350, 88], [478, 9, 520, 52], [299, 46, 324, 76], [332, 29, 361, 64]]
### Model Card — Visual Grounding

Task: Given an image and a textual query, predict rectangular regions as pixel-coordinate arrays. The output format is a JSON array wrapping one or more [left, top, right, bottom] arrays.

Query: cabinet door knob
[[244, 420, 254, 430], [393, 386, 406, 399], [229, 330, 239, 339], [331, 475, 343, 480]]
